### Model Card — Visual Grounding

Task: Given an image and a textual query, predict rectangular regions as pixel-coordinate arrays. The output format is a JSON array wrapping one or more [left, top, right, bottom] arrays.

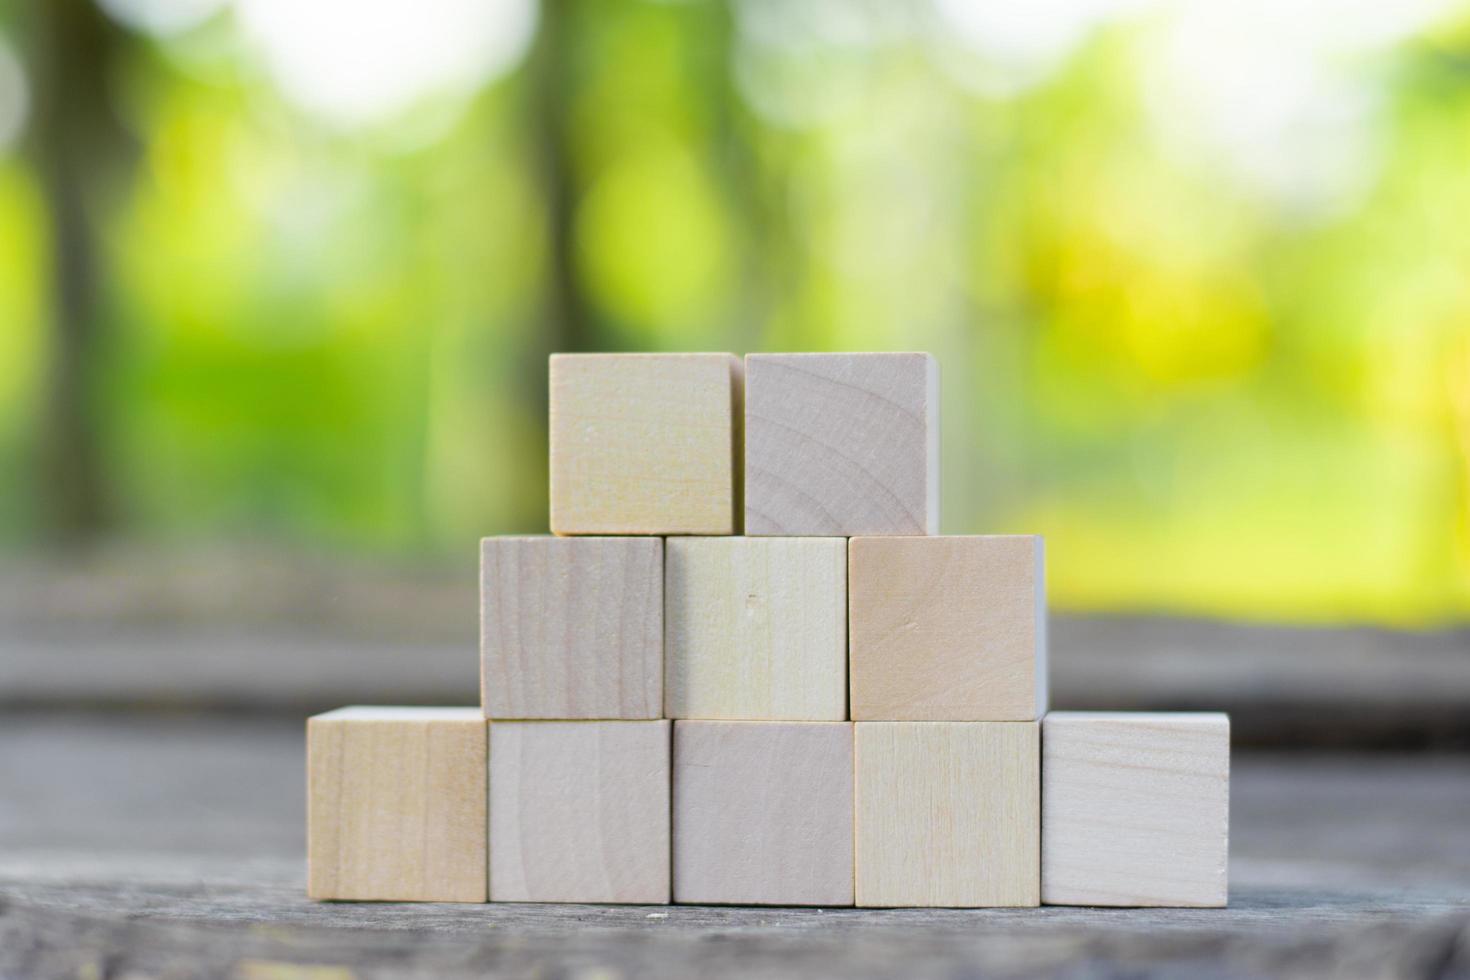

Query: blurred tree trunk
[[532, 0, 594, 361], [25, 0, 128, 545], [523, 0, 594, 530]]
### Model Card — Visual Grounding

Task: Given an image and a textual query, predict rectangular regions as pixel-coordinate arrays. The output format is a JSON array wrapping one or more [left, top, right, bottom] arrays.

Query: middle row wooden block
[[665, 537, 847, 720], [482, 534, 1045, 722]]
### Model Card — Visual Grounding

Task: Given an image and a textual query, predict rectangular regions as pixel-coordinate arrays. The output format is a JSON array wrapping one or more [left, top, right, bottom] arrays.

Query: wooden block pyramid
[[307, 351, 1230, 908]]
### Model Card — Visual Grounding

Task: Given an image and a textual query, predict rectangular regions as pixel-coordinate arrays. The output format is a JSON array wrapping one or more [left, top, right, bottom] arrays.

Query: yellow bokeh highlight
[[0, 162, 45, 427], [576, 139, 734, 346]]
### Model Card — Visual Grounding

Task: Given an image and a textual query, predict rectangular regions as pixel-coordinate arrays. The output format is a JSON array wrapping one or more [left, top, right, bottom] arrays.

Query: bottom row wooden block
[[675, 721, 854, 905], [857, 721, 1039, 907], [307, 707, 488, 902], [308, 711, 1227, 908]]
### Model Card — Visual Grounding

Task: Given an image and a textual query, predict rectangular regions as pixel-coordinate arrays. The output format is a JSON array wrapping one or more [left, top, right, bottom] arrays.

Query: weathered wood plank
[[3, 879, 1468, 980]]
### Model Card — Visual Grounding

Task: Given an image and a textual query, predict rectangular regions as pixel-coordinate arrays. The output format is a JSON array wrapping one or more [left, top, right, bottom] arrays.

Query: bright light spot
[[733, 44, 868, 130], [931, 0, 1460, 207], [932, 0, 1147, 95], [96, 0, 230, 36], [0, 36, 27, 154], [577, 141, 733, 343], [732, 0, 920, 129], [736, 0, 918, 52], [234, 0, 538, 127], [1145, 0, 1460, 211]]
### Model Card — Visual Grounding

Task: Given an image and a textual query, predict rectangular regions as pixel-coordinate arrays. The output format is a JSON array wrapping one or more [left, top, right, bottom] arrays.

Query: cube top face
[[664, 537, 847, 721], [855, 721, 1040, 908], [848, 535, 1046, 721], [550, 353, 742, 536], [673, 721, 854, 906], [745, 353, 938, 537], [489, 720, 671, 904], [1042, 712, 1230, 908], [481, 536, 662, 720], [307, 708, 487, 902], [312, 706, 484, 723]]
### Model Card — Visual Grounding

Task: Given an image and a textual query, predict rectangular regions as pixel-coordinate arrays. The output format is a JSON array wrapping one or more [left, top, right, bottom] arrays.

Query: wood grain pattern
[[307, 706, 486, 902], [664, 538, 847, 720], [480, 536, 662, 720], [672, 721, 854, 906], [1042, 711, 1230, 908], [489, 720, 670, 904], [849, 535, 1046, 721], [550, 353, 742, 536], [744, 353, 938, 536], [855, 721, 1039, 908]]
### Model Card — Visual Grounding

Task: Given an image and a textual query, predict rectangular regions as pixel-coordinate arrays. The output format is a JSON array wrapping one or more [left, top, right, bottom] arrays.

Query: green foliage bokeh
[[1, 0, 1468, 625]]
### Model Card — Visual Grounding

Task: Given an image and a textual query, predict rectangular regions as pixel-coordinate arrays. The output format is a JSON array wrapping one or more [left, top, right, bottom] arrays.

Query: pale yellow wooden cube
[[664, 537, 846, 720], [550, 353, 742, 536], [855, 721, 1039, 908], [308, 706, 486, 902]]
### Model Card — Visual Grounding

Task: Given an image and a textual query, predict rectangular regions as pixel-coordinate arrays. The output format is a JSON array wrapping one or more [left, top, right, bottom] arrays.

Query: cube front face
[[1042, 712, 1230, 908], [673, 721, 854, 906], [745, 353, 938, 537], [855, 722, 1039, 908], [488, 720, 671, 904], [849, 535, 1046, 722], [550, 353, 742, 536], [480, 536, 662, 720], [307, 707, 487, 903], [665, 537, 847, 721]]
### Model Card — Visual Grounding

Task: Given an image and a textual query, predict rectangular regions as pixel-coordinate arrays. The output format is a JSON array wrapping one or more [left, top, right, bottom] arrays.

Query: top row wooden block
[[746, 352, 938, 536], [549, 352, 939, 537], [550, 353, 743, 536]]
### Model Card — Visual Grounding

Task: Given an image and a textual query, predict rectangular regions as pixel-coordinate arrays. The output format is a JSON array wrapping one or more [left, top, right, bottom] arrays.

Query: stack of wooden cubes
[[307, 352, 1230, 908]]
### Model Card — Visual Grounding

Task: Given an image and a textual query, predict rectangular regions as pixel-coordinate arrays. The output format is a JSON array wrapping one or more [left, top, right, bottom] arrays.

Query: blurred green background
[[2, 0, 1468, 627]]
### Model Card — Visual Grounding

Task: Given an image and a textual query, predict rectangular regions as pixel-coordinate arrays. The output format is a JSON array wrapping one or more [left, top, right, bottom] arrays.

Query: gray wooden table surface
[[1, 713, 1468, 979]]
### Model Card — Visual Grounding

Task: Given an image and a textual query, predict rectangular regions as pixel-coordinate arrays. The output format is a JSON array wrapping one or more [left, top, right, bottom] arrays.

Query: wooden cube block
[[1042, 712, 1230, 908], [744, 352, 938, 536], [849, 535, 1046, 721], [673, 721, 854, 906], [480, 536, 662, 720], [665, 537, 846, 720], [308, 706, 486, 902], [855, 722, 1039, 907], [489, 720, 670, 903], [550, 353, 742, 535]]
